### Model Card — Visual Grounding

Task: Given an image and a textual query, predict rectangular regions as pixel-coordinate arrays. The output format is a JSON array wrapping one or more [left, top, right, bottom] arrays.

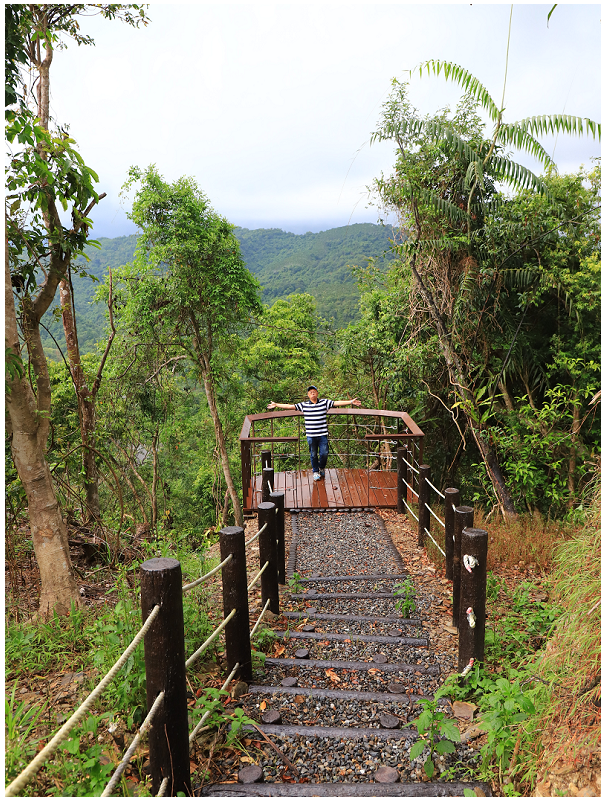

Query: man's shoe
[[313, 472, 320, 481], [319, 469, 325, 478]]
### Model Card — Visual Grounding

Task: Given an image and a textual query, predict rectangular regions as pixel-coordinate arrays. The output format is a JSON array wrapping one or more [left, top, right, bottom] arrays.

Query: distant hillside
[[41, 223, 396, 357]]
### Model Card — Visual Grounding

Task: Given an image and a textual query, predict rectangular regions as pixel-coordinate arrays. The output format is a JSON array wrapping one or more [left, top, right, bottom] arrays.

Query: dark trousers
[[307, 435, 329, 474]]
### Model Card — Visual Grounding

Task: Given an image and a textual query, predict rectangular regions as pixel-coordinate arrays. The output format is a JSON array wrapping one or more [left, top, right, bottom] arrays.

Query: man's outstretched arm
[[267, 401, 296, 410], [333, 398, 362, 407]]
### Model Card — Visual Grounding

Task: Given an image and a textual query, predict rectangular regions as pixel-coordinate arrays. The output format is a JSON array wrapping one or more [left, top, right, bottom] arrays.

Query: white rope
[[247, 521, 268, 545], [425, 477, 445, 500], [182, 554, 232, 593], [425, 502, 445, 529], [247, 561, 269, 592], [5, 604, 161, 797], [424, 527, 446, 557], [189, 662, 240, 745], [402, 457, 419, 474], [402, 498, 419, 523], [250, 599, 271, 638], [401, 478, 419, 499], [101, 691, 165, 797], [268, 481, 273, 494], [157, 776, 170, 797], [185, 608, 236, 669]]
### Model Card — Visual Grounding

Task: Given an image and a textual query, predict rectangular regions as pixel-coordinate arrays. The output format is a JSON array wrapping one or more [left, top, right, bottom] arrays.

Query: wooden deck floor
[[246, 468, 411, 511]]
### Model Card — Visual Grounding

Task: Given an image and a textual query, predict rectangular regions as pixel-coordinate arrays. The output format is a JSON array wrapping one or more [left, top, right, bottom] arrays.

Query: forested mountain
[[41, 223, 395, 357]]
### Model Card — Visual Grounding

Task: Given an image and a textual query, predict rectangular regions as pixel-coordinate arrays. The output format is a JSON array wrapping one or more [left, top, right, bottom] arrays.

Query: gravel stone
[[238, 765, 263, 783]]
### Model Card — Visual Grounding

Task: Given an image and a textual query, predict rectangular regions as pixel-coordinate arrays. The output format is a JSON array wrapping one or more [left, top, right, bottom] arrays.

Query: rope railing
[[185, 608, 237, 670], [247, 561, 269, 592], [246, 521, 268, 545], [250, 599, 271, 638], [189, 661, 240, 745], [182, 554, 232, 593], [157, 776, 170, 797], [401, 477, 419, 498], [5, 604, 161, 798], [424, 526, 446, 558], [425, 502, 445, 530], [402, 497, 419, 523], [402, 456, 419, 474], [101, 690, 165, 797], [425, 476, 446, 500]]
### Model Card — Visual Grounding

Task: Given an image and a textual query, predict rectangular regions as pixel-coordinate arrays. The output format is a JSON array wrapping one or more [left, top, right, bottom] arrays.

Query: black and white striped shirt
[[295, 398, 335, 437]]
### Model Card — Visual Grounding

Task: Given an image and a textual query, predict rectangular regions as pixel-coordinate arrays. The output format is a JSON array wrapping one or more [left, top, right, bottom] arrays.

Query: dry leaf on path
[[325, 668, 341, 683]]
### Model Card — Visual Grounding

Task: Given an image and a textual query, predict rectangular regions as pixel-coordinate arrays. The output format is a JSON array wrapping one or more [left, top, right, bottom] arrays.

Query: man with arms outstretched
[[268, 386, 361, 481]]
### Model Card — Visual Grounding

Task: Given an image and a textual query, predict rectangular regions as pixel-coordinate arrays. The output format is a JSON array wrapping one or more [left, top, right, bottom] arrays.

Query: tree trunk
[[59, 277, 101, 521], [200, 362, 244, 527], [6, 240, 80, 616], [411, 258, 517, 516]]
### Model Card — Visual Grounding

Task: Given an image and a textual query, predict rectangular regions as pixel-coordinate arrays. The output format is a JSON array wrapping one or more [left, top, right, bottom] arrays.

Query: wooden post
[[458, 527, 489, 671], [258, 501, 279, 614], [220, 526, 253, 683], [397, 445, 407, 514], [140, 558, 191, 797], [452, 506, 474, 629], [444, 488, 460, 581], [418, 464, 431, 548], [270, 491, 286, 584], [262, 466, 274, 504], [261, 449, 272, 470]]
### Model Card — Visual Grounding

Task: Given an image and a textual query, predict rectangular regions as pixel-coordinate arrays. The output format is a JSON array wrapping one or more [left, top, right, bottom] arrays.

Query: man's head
[[307, 385, 318, 403]]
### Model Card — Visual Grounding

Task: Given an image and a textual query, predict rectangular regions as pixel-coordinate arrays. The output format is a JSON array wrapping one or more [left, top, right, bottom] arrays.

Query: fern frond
[[513, 114, 601, 141], [496, 124, 555, 172], [488, 155, 551, 195], [416, 187, 469, 227], [502, 268, 539, 290], [411, 60, 501, 122]]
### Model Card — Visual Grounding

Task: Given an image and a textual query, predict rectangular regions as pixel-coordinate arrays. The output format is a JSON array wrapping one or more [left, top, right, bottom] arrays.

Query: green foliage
[[409, 689, 461, 779], [393, 577, 417, 618], [288, 572, 303, 593], [5, 684, 47, 784]]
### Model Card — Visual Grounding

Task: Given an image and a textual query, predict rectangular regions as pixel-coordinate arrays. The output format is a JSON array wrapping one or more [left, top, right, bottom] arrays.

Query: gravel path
[[201, 509, 486, 795]]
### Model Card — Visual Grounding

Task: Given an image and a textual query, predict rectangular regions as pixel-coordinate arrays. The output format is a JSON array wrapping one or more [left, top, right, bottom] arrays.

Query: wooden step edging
[[282, 612, 423, 627], [264, 657, 440, 675], [202, 781, 492, 796], [276, 631, 429, 647]]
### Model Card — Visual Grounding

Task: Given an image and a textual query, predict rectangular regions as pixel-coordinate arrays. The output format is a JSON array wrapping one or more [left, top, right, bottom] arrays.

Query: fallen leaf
[[240, 756, 255, 763], [274, 644, 286, 658], [344, 638, 352, 643], [325, 668, 340, 683], [452, 701, 478, 721], [259, 700, 267, 711], [367, 668, 381, 675]]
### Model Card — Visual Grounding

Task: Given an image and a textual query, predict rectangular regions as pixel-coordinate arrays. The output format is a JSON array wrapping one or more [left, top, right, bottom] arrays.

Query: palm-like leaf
[[411, 60, 501, 123], [515, 115, 601, 141]]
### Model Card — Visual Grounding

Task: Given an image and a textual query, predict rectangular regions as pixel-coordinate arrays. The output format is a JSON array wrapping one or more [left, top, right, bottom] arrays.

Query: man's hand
[[351, 398, 362, 407], [267, 401, 276, 410]]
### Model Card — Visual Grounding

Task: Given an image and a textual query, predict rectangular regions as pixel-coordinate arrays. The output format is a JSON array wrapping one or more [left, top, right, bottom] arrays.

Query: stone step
[[299, 573, 406, 583], [248, 684, 419, 705], [245, 722, 416, 740], [282, 612, 423, 627], [277, 630, 428, 647], [264, 658, 439, 675], [201, 781, 492, 796], [292, 592, 396, 600]]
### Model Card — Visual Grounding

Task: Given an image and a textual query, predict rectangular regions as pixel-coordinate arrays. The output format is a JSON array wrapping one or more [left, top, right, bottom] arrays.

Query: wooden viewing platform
[[240, 408, 424, 512]]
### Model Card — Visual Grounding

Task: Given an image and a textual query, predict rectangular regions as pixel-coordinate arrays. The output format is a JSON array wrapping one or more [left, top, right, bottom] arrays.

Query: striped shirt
[[295, 398, 335, 437]]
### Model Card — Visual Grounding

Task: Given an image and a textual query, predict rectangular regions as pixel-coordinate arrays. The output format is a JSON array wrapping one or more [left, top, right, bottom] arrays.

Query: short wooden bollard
[[261, 449, 272, 470], [262, 466, 275, 504], [258, 501, 279, 614], [458, 527, 488, 671], [270, 491, 286, 584], [444, 488, 460, 581], [397, 445, 407, 514], [140, 558, 191, 797], [453, 506, 474, 629], [220, 526, 253, 682], [418, 465, 431, 548]]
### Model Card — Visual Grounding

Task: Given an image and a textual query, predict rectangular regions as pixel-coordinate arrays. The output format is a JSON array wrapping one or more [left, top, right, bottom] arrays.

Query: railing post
[[261, 449, 272, 470], [458, 527, 489, 671], [140, 558, 191, 797], [444, 488, 460, 581], [270, 491, 286, 585], [258, 501, 279, 614], [418, 464, 431, 548], [452, 506, 474, 629], [397, 445, 407, 514], [262, 466, 274, 504], [220, 526, 253, 683]]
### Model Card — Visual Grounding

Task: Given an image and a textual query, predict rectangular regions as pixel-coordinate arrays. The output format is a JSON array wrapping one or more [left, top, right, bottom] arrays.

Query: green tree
[[117, 165, 263, 527], [371, 69, 600, 516]]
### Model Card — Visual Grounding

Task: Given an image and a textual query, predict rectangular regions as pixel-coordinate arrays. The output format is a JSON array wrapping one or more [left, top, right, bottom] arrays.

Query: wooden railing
[[240, 408, 425, 511]]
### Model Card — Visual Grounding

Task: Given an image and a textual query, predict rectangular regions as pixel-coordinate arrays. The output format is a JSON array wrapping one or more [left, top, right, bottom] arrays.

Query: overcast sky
[[47, 3, 601, 238]]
